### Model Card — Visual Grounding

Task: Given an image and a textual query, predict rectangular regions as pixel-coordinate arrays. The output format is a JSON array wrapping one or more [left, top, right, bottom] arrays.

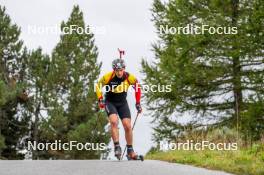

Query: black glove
[[135, 103, 142, 113]]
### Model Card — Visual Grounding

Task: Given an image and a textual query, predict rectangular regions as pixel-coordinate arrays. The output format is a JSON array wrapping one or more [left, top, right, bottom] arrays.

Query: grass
[[146, 144, 264, 175]]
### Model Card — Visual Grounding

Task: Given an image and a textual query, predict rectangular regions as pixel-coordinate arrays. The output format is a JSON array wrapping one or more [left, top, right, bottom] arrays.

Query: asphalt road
[[0, 160, 233, 175]]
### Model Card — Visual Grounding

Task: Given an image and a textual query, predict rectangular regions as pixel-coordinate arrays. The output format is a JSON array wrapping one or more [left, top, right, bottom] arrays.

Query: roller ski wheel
[[126, 154, 144, 161], [114, 146, 122, 160]]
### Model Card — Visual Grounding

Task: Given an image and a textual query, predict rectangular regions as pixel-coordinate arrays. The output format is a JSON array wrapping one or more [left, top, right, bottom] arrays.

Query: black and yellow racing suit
[[96, 71, 141, 119]]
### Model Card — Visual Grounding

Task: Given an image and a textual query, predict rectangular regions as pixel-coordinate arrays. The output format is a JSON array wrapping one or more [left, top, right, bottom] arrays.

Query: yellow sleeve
[[95, 72, 113, 99], [127, 73, 138, 85]]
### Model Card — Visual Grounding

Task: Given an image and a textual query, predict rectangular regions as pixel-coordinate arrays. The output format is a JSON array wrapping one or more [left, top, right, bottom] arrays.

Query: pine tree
[[39, 5, 110, 159], [142, 0, 264, 142], [0, 6, 30, 159], [22, 48, 51, 159]]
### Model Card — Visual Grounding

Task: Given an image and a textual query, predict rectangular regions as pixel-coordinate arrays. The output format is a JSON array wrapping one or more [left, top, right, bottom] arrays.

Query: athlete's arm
[[127, 74, 141, 104], [95, 72, 114, 100], [95, 77, 104, 100]]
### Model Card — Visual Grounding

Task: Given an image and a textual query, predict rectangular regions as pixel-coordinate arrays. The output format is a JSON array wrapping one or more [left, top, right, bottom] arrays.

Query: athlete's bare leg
[[109, 114, 119, 143], [121, 118, 133, 146]]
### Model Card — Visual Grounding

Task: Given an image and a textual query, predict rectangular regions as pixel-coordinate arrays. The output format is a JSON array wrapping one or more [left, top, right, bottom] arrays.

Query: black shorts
[[105, 100, 131, 120]]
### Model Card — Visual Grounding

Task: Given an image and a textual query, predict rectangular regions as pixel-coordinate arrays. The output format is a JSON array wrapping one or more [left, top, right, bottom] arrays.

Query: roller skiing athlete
[[95, 49, 143, 161]]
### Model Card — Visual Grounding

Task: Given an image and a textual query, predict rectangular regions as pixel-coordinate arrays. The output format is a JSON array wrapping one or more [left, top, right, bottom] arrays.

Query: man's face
[[115, 68, 125, 78]]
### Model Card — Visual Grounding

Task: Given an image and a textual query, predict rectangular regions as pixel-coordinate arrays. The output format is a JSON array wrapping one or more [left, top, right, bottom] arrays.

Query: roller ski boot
[[114, 145, 122, 160], [126, 146, 144, 161]]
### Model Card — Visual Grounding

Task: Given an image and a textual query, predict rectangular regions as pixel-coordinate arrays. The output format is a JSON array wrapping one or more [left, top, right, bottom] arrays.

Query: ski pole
[[121, 112, 140, 160]]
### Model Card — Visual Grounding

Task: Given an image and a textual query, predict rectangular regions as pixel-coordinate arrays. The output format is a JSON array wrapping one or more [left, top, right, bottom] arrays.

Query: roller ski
[[114, 145, 122, 160], [126, 154, 144, 161]]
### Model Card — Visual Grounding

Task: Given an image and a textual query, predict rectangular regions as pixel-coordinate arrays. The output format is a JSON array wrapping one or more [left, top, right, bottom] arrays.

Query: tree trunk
[[32, 85, 41, 161], [32, 102, 40, 160], [231, 0, 243, 133]]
